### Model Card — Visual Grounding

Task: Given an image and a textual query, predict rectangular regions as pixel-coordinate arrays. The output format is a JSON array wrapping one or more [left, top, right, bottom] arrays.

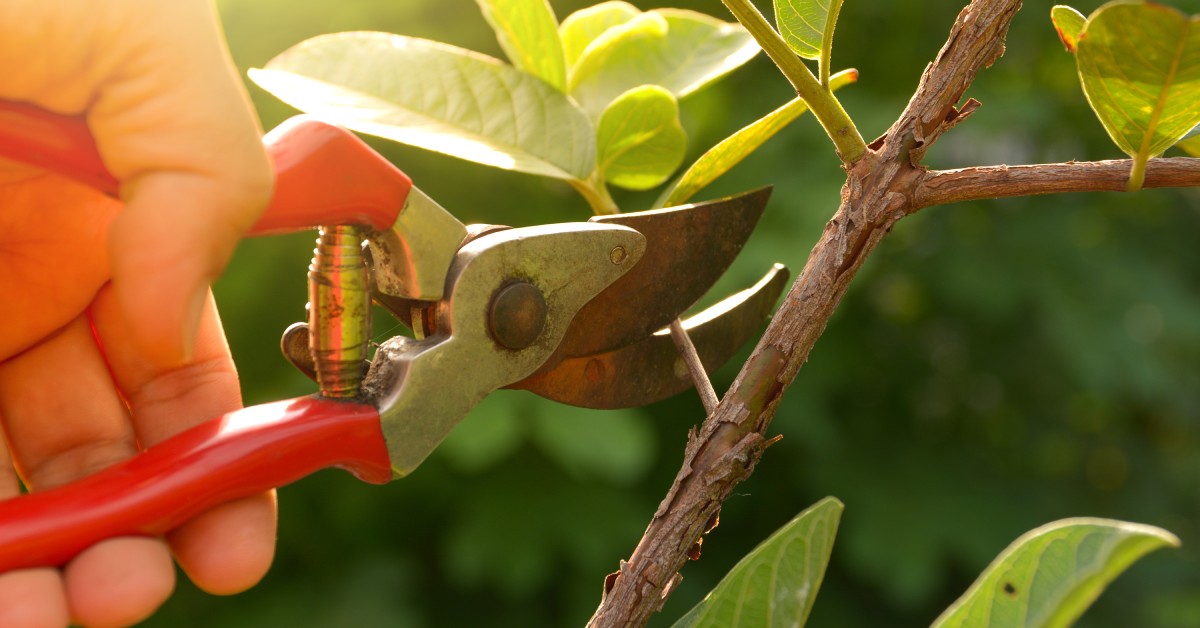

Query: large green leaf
[[932, 518, 1180, 628], [1051, 5, 1087, 52], [774, 0, 844, 61], [672, 497, 843, 628], [250, 32, 595, 180], [656, 68, 858, 208], [475, 0, 567, 92], [560, 1, 641, 71], [596, 85, 687, 190], [1076, 1, 1200, 190], [568, 9, 759, 118]]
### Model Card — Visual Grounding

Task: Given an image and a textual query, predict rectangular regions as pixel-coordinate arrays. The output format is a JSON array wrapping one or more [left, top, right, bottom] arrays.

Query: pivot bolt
[[489, 282, 547, 350]]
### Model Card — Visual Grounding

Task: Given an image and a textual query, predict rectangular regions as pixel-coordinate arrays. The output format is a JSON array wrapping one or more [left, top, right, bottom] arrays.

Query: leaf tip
[[1050, 5, 1086, 52]]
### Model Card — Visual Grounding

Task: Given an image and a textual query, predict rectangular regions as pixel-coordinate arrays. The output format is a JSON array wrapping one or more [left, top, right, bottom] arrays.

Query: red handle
[[0, 397, 392, 572], [0, 101, 411, 234]]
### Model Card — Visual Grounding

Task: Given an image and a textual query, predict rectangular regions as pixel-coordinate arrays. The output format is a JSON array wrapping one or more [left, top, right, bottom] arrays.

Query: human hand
[[0, 1, 276, 626]]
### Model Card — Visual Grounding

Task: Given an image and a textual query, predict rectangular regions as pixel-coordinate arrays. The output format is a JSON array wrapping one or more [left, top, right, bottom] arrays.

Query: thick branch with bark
[[587, 1, 1200, 625]]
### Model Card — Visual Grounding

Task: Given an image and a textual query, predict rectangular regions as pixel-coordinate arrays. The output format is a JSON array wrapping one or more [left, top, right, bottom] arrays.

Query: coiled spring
[[308, 225, 371, 398]]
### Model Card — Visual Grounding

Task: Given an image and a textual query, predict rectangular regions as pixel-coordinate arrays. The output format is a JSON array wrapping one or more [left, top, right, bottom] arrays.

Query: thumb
[[86, 0, 271, 366], [107, 173, 258, 366]]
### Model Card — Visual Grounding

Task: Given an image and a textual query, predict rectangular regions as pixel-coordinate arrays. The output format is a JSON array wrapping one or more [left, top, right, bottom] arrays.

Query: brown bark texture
[[588, 1, 1200, 625]]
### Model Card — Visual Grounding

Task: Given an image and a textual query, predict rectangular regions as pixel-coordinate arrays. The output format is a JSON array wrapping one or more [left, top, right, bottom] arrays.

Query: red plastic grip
[[0, 101, 120, 195], [0, 101, 411, 234], [255, 116, 412, 234], [0, 397, 392, 572]]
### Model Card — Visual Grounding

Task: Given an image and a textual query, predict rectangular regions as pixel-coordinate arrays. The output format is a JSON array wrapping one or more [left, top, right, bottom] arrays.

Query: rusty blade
[[510, 264, 789, 409], [554, 186, 771, 358]]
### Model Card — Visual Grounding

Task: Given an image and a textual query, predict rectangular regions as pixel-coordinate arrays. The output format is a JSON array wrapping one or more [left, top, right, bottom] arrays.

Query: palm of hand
[[0, 171, 275, 628]]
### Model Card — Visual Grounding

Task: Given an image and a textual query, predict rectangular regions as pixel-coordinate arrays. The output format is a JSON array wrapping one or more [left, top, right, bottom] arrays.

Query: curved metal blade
[[510, 264, 789, 409], [554, 186, 771, 358]]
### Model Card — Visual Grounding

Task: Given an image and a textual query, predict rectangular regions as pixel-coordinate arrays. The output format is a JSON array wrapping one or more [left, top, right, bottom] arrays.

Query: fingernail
[[181, 284, 209, 364]]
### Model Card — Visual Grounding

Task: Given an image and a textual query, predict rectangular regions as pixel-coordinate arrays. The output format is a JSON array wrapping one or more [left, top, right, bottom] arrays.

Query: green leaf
[[569, 9, 760, 118], [672, 497, 843, 628], [596, 85, 687, 190], [250, 32, 595, 180], [932, 518, 1180, 628], [475, 0, 567, 92], [560, 1, 641, 71], [1075, 2, 1200, 190], [1051, 5, 1087, 52], [774, 0, 844, 64], [656, 68, 858, 208]]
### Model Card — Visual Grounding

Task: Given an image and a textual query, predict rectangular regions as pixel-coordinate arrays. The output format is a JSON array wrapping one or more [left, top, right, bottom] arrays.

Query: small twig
[[667, 319, 718, 415], [720, 0, 866, 163], [913, 157, 1200, 208]]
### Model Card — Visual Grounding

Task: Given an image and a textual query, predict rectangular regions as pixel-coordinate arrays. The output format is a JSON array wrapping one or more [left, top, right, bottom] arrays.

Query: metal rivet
[[609, 246, 628, 265], [489, 282, 547, 350]]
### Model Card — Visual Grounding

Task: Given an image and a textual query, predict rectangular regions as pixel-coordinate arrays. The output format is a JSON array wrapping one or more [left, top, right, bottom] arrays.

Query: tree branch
[[588, 1, 1024, 626], [914, 157, 1200, 208]]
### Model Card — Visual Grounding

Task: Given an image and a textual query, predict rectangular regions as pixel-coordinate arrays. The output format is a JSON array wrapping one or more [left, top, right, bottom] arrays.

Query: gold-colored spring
[[308, 225, 371, 398]]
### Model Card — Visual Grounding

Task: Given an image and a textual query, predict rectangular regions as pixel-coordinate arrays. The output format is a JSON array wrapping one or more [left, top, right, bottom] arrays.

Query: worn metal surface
[[366, 186, 467, 300], [510, 264, 789, 408], [361, 223, 645, 477], [280, 322, 317, 380], [555, 187, 771, 358]]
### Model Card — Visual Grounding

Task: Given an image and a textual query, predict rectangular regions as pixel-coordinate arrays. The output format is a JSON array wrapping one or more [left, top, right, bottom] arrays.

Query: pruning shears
[[0, 101, 787, 572]]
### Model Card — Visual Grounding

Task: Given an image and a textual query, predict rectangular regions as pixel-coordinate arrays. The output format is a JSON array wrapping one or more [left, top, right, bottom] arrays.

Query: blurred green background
[[146, 0, 1200, 625]]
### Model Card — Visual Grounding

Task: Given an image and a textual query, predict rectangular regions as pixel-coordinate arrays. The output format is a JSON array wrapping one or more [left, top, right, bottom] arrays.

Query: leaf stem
[[721, 0, 866, 164], [1127, 154, 1148, 192], [819, 0, 844, 88], [569, 172, 620, 215]]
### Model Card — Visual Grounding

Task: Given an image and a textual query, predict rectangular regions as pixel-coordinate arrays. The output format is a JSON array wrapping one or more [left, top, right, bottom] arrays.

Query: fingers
[[0, 569, 68, 628], [0, 429, 69, 628], [0, 316, 175, 627], [90, 284, 277, 594], [0, 319, 135, 488], [62, 539, 174, 628]]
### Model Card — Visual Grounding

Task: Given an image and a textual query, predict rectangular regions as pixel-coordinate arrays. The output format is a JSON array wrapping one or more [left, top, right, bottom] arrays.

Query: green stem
[[1127, 154, 1148, 192], [721, 0, 866, 164], [568, 171, 620, 215], [819, 0, 844, 87]]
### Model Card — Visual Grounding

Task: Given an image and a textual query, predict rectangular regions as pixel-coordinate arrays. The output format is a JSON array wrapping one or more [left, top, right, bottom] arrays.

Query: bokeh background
[[146, 0, 1199, 625]]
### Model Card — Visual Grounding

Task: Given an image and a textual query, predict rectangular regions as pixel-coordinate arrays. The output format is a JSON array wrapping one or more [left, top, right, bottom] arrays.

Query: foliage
[[672, 497, 842, 628], [142, 0, 1200, 626], [250, 0, 763, 212], [1054, 1, 1200, 190], [933, 519, 1180, 627]]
